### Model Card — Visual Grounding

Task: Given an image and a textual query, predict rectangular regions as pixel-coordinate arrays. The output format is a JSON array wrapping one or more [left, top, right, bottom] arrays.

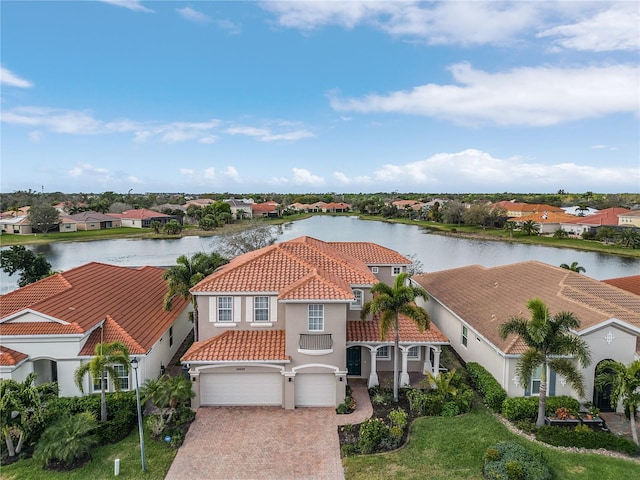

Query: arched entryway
[[593, 359, 615, 412], [33, 359, 58, 385]]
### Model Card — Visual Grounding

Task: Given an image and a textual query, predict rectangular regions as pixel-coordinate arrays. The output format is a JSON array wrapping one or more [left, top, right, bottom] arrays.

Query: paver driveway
[[165, 406, 344, 480]]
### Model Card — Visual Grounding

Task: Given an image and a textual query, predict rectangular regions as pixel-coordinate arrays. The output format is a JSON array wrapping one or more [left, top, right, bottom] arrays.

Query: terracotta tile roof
[[0, 345, 28, 366], [511, 211, 576, 223], [191, 237, 378, 300], [347, 316, 448, 344], [328, 242, 411, 265], [562, 208, 630, 226], [413, 261, 640, 355], [181, 330, 289, 362], [110, 209, 171, 220], [252, 202, 278, 213], [0, 263, 189, 353], [602, 276, 640, 296], [78, 315, 146, 356], [493, 202, 564, 213]]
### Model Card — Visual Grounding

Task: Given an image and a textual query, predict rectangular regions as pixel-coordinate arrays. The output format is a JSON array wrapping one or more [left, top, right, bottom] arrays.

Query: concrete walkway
[[166, 407, 344, 480], [337, 379, 372, 426]]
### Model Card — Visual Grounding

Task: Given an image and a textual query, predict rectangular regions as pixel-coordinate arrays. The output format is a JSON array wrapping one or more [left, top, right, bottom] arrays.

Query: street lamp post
[[130, 357, 146, 472]]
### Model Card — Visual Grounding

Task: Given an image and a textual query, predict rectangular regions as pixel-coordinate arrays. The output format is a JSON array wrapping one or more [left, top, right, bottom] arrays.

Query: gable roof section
[[110, 209, 170, 220], [562, 208, 630, 226], [413, 261, 640, 355], [347, 316, 448, 344], [65, 211, 120, 222], [602, 275, 640, 296], [0, 345, 28, 366], [0, 262, 189, 353], [328, 242, 411, 266], [191, 236, 378, 300], [181, 330, 288, 362]]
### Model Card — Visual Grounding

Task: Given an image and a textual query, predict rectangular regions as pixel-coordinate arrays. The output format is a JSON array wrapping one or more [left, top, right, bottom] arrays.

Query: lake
[[1, 216, 638, 294]]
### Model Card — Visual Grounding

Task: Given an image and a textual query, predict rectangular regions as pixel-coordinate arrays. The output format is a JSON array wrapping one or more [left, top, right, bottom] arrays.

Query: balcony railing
[[299, 334, 333, 353]]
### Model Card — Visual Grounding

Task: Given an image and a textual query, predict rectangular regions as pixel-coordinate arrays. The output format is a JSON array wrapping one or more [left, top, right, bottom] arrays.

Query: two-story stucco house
[[0, 263, 191, 397], [413, 262, 640, 413], [182, 236, 448, 409]]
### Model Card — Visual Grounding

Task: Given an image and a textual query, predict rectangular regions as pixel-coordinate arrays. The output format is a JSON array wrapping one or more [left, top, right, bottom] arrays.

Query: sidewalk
[[600, 412, 636, 442], [337, 379, 372, 426]]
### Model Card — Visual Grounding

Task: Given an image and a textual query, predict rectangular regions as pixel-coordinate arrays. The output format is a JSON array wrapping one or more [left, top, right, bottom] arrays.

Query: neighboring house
[[184, 198, 216, 208], [63, 211, 121, 230], [224, 198, 254, 219], [0, 215, 33, 234], [413, 262, 640, 413], [602, 275, 640, 296], [510, 211, 577, 235], [560, 208, 631, 236], [323, 202, 351, 213], [0, 263, 191, 397], [252, 201, 279, 217], [493, 201, 564, 218], [182, 236, 448, 409], [110, 208, 179, 228], [618, 210, 640, 228]]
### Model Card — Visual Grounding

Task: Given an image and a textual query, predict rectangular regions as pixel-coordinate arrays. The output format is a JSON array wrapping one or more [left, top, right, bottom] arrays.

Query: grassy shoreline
[[1, 213, 637, 259]]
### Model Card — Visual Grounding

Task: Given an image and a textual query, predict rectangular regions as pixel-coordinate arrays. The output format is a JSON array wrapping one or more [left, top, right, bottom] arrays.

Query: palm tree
[[618, 229, 640, 249], [499, 298, 592, 427], [74, 341, 130, 421], [595, 359, 640, 445], [0, 373, 58, 458], [559, 261, 586, 273], [142, 374, 195, 423], [34, 411, 99, 468], [503, 221, 517, 239], [361, 272, 430, 402], [520, 219, 540, 236], [163, 252, 228, 341]]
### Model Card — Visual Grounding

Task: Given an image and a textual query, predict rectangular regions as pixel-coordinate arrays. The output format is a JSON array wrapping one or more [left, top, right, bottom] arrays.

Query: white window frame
[[392, 266, 401, 276], [113, 364, 129, 390], [350, 289, 364, 310], [376, 346, 390, 359], [254, 296, 270, 322], [217, 296, 233, 322], [92, 372, 108, 392], [308, 304, 324, 331], [531, 366, 542, 396], [371, 267, 379, 274], [462, 325, 468, 348], [407, 346, 420, 359]]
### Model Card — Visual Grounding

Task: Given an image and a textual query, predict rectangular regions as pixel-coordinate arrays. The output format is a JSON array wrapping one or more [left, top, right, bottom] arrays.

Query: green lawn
[[342, 407, 640, 480], [0, 428, 176, 480]]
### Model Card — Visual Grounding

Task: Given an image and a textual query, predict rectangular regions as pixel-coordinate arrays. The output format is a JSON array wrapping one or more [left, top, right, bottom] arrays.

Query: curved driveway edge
[[166, 406, 344, 480]]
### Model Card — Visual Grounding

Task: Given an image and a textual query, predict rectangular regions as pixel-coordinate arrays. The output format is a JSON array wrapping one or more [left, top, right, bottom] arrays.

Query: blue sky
[[1, 1, 638, 194]]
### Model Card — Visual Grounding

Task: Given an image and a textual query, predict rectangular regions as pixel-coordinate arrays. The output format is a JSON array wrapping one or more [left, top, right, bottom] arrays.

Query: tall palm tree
[[559, 261, 586, 273], [618, 229, 640, 249], [503, 220, 517, 239], [520, 219, 540, 236], [74, 341, 130, 421], [163, 252, 228, 341], [595, 359, 640, 445], [361, 272, 430, 402], [499, 298, 592, 427]]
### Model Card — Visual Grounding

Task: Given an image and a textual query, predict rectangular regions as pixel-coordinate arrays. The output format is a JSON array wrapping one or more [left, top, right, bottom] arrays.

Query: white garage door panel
[[295, 373, 336, 407], [201, 372, 282, 406]]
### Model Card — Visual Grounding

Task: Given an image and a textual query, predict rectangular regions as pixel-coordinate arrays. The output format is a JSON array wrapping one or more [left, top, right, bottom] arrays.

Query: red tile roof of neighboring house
[[182, 330, 289, 362], [324, 202, 351, 210], [347, 316, 448, 343], [110, 209, 171, 220], [0, 263, 189, 354], [0, 346, 28, 366], [511, 211, 576, 223], [562, 208, 630, 226], [191, 236, 378, 300], [252, 202, 278, 213], [493, 201, 564, 214], [414, 261, 640, 355], [392, 200, 420, 207], [602, 276, 640, 296]]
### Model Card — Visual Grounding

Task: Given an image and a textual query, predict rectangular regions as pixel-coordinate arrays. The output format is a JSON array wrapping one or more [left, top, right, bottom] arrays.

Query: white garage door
[[201, 372, 282, 406], [295, 373, 336, 407]]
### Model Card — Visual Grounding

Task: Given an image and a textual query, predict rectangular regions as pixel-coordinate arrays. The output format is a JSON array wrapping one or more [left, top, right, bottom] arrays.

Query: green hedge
[[465, 362, 506, 412], [483, 441, 552, 480], [502, 396, 580, 422], [536, 426, 639, 456]]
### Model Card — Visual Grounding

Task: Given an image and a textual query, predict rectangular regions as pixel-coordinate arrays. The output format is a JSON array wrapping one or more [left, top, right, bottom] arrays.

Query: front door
[[594, 360, 615, 412], [347, 347, 361, 376]]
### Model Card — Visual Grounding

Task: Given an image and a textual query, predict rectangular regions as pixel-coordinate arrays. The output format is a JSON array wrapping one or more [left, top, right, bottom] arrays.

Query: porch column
[[368, 348, 379, 388], [432, 347, 441, 377], [400, 347, 410, 387], [423, 346, 432, 375]]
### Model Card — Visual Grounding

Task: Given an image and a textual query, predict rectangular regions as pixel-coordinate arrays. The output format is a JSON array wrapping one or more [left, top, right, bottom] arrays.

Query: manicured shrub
[[388, 407, 408, 430], [483, 442, 552, 480], [465, 362, 506, 412], [536, 426, 639, 456], [406, 389, 442, 416], [502, 396, 581, 422], [441, 401, 460, 417], [358, 418, 389, 454], [100, 406, 136, 444]]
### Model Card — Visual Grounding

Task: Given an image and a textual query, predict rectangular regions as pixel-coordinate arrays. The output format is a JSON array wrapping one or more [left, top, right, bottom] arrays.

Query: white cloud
[[0, 67, 33, 88], [333, 172, 351, 184], [538, 3, 640, 52], [179, 168, 195, 175], [216, 18, 241, 34], [68, 163, 110, 179], [223, 166, 240, 182], [100, 0, 154, 13], [226, 124, 314, 142], [177, 7, 211, 23], [353, 149, 640, 191], [127, 176, 143, 184], [28, 131, 42, 142], [292, 168, 325, 186], [330, 63, 639, 126]]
